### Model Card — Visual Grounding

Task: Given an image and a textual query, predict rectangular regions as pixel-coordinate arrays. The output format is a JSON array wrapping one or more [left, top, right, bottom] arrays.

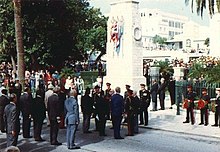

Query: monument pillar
[[210, 3, 220, 57], [104, 0, 145, 92]]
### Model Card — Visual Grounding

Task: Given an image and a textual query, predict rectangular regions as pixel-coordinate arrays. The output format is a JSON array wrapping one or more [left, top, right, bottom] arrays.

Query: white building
[[140, 8, 188, 49], [140, 8, 209, 52]]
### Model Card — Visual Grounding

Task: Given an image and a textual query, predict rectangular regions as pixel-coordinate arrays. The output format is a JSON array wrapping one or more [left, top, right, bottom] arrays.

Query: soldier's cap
[[48, 84, 54, 89], [216, 88, 220, 91], [187, 85, 192, 88], [140, 84, 145, 87], [125, 84, 131, 88], [106, 82, 111, 86], [202, 88, 207, 92], [94, 85, 100, 89]]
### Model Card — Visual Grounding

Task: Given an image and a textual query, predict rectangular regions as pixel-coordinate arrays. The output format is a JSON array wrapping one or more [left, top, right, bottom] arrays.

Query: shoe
[[204, 123, 208, 126], [51, 142, 62, 145], [110, 127, 113, 129], [169, 107, 173, 109], [84, 131, 92, 134], [125, 134, 134, 136], [144, 124, 148, 126], [139, 123, 144, 125], [198, 123, 204, 125], [1, 130, 6, 133], [115, 137, 124, 139], [211, 124, 218, 127], [183, 121, 189, 123], [99, 134, 107, 136], [23, 136, 33, 138], [35, 138, 45, 142], [69, 146, 80, 150]]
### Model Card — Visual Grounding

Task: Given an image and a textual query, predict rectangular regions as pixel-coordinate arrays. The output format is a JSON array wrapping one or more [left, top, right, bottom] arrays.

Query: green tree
[[13, 0, 25, 85], [152, 35, 167, 48], [185, 0, 220, 17], [0, 0, 107, 70]]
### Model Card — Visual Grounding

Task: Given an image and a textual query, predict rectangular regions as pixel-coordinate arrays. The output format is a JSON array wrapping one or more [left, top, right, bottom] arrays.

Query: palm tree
[[185, 0, 220, 17], [13, 0, 25, 86]]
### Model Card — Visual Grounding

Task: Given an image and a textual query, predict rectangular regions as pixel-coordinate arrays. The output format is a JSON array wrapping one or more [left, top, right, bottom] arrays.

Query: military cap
[[125, 84, 131, 88], [94, 85, 100, 89], [140, 84, 145, 87], [106, 82, 111, 86], [187, 85, 192, 88], [202, 88, 207, 92], [216, 88, 220, 91]]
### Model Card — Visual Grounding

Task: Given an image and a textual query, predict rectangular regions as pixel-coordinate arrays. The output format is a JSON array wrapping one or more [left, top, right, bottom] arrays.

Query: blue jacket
[[64, 96, 79, 125], [111, 93, 124, 116]]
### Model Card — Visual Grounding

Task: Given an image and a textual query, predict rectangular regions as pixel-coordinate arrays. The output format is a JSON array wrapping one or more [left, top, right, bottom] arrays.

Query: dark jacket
[[111, 93, 124, 116], [81, 94, 94, 114], [139, 89, 151, 108], [20, 92, 33, 115], [32, 95, 46, 122], [150, 83, 158, 102], [47, 93, 60, 120], [0, 94, 9, 115]]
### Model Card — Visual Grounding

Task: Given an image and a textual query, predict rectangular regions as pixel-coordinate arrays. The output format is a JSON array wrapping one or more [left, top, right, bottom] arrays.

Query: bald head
[[69, 89, 77, 97]]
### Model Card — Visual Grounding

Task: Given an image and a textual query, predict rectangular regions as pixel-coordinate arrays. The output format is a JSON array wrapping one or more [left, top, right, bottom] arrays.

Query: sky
[[89, 0, 210, 26]]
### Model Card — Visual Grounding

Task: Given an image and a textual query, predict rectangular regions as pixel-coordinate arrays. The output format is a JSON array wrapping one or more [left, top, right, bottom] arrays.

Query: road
[[0, 120, 219, 152]]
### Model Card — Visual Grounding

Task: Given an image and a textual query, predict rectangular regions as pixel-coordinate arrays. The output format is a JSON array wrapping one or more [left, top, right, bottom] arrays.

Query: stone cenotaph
[[104, 0, 145, 92]]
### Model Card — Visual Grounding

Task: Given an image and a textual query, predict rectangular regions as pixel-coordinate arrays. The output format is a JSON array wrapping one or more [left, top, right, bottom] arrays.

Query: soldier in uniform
[[125, 89, 135, 136], [212, 88, 220, 127], [199, 88, 210, 126], [93, 85, 108, 136], [139, 84, 151, 126], [183, 85, 196, 125], [104, 83, 113, 120]]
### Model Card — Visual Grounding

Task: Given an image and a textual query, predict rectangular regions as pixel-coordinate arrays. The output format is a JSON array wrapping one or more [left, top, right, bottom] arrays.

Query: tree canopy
[[0, 0, 107, 70]]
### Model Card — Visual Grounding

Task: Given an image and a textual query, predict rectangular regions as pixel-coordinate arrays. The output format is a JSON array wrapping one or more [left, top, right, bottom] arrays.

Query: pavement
[[141, 95, 220, 139], [0, 94, 220, 151]]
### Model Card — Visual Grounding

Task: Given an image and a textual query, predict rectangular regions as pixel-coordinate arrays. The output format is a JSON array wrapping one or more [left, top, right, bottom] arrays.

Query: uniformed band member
[[199, 88, 210, 126], [212, 88, 220, 127], [125, 89, 135, 136], [183, 85, 196, 125], [139, 84, 151, 126]]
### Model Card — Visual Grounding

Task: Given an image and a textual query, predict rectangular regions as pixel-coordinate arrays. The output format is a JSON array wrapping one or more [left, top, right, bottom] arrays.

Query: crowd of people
[[0, 59, 220, 151]]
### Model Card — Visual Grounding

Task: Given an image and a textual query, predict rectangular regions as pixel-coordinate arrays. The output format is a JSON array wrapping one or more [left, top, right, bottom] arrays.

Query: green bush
[[80, 71, 99, 88]]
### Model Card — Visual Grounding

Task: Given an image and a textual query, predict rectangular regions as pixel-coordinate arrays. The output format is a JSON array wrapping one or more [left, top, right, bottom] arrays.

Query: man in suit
[[20, 87, 33, 138], [158, 78, 166, 110], [47, 87, 62, 145], [4, 93, 20, 147], [111, 87, 124, 139], [32, 90, 46, 141], [0, 88, 9, 133], [65, 89, 80, 149], [150, 79, 158, 111], [81, 87, 93, 133]]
